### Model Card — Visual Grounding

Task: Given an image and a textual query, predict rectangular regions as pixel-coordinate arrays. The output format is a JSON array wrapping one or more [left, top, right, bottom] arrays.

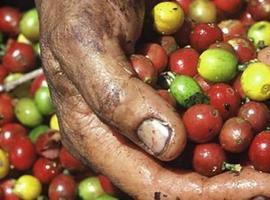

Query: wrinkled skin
[[36, 0, 270, 199]]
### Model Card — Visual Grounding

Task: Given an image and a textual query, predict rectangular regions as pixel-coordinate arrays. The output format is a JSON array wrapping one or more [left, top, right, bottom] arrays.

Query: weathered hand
[[36, 0, 270, 199], [36, 0, 186, 162]]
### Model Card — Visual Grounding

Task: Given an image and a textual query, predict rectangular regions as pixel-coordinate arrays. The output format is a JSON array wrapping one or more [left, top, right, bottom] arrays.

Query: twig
[[0, 68, 43, 92]]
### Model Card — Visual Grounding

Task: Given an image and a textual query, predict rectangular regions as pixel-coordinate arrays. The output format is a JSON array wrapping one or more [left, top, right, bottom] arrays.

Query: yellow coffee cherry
[[152, 2, 184, 35], [13, 175, 42, 200], [241, 62, 270, 101]]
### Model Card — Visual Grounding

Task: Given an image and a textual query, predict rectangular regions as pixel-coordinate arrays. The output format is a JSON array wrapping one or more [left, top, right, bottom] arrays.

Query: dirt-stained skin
[[36, 0, 270, 199], [36, 0, 188, 162]]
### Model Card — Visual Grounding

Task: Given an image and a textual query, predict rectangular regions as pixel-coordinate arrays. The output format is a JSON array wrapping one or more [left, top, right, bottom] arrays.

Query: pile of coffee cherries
[[0, 3, 121, 200], [0, 0, 270, 200], [130, 0, 270, 177]]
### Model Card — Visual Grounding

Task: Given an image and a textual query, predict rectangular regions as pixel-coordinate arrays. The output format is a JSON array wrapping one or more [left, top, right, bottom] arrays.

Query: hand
[[36, 0, 186, 162], [36, 0, 270, 199]]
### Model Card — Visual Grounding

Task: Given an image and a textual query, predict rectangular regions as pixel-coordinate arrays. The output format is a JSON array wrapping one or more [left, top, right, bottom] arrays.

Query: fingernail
[[137, 118, 171, 154]]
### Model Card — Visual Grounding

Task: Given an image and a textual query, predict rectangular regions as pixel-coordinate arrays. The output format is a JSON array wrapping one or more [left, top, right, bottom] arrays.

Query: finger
[[42, 45, 270, 200], [38, 0, 186, 161], [204, 167, 270, 199]]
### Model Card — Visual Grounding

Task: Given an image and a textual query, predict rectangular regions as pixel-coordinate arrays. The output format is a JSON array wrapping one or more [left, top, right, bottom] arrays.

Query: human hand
[[36, 0, 270, 199]]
